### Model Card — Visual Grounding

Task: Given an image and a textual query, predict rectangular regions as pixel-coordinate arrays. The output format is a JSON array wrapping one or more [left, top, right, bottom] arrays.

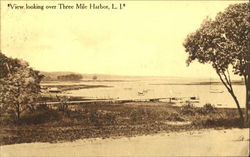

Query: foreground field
[[1, 128, 249, 157], [1, 101, 246, 146]]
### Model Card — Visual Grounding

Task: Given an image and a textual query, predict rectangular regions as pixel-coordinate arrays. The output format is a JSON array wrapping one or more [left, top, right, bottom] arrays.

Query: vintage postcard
[[0, 0, 249, 156]]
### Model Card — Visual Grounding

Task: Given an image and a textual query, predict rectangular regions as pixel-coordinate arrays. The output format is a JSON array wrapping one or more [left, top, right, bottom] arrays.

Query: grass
[[0, 102, 244, 145]]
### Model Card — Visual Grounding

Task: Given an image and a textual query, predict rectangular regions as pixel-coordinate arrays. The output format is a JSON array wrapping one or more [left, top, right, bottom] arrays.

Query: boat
[[138, 92, 144, 96], [48, 87, 62, 93], [169, 97, 184, 103], [210, 89, 224, 93], [185, 96, 200, 103], [138, 89, 150, 96]]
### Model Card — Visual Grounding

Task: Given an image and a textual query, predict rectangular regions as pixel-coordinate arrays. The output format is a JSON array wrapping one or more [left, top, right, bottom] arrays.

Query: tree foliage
[[92, 75, 98, 80], [184, 3, 248, 75], [0, 52, 43, 119], [57, 74, 83, 81], [183, 3, 249, 125]]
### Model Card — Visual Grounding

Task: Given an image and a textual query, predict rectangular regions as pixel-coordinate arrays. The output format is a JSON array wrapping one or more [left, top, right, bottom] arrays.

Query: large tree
[[183, 3, 249, 126], [0, 52, 43, 120]]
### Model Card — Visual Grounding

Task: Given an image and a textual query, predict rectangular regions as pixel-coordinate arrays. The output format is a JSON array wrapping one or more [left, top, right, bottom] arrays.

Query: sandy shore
[[1, 128, 249, 157]]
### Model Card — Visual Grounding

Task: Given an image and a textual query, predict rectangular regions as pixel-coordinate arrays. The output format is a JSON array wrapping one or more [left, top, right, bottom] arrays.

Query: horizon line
[[40, 70, 243, 80]]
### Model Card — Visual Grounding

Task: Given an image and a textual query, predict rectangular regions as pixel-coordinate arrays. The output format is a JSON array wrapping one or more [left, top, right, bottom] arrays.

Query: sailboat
[[209, 78, 224, 93], [210, 89, 224, 93]]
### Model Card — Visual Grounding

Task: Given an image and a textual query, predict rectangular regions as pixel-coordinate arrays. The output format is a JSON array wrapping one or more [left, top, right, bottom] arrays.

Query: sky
[[1, 0, 246, 78]]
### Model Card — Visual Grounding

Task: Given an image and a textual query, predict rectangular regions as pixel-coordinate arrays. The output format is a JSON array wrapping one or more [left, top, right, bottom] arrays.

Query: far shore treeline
[[42, 72, 83, 81], [57, 74, 83, 81]]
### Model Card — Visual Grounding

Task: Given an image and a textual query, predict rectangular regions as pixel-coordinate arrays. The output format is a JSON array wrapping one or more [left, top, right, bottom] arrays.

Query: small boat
[[210, 89, 224, 93], [190, 96, 199, 100], [169, 97, 184, 103], [138, 92, 144, 96], [184, 96, 200, 103], [48, 87, 62, 93]]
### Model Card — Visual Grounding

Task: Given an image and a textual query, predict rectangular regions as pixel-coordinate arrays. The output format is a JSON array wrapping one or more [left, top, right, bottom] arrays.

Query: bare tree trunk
[[216, 70, 244, 126], [229, 90, 244, 125]]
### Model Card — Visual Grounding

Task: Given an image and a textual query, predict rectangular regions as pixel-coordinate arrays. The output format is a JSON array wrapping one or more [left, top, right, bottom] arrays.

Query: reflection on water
[[48, 79, 245, 108]]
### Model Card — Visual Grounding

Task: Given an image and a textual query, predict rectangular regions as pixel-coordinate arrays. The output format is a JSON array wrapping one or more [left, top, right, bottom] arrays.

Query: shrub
[[166, 112, 185, 121], [128, 107, 162, 124], [36, 104, 49, 111], [179, 104, 196, 115], [193, 117, 242, 128], [179, 103, 215, 116], [16, 109, 63, 125], [197, 103, 215, 115], [86, 109, 118, 127]]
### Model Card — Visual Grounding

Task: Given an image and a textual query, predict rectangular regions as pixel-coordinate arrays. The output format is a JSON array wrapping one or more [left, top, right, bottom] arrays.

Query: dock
[[38, 96, 200, 106]]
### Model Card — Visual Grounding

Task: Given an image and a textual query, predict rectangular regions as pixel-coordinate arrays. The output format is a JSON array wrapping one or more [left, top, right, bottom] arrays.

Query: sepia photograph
[[0, 0, 249, 156]]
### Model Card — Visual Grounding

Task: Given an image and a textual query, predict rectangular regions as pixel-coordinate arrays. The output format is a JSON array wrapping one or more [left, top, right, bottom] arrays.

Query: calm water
[[53, 78, 245, 108]]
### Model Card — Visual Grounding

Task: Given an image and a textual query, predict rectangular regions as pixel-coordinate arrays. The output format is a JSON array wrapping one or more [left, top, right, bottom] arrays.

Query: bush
[[179, 104, 196, 115], [36, 104, 49, 111], [166, 112, 185, 121], [179, 103, 215, 116], [86, 109, 118, 127], [197, 103, 215, 115], [192, 117, 242, 128], [203, 103, 214, 110], [17, 109, 63, 125], [128, 107, 162, 124]]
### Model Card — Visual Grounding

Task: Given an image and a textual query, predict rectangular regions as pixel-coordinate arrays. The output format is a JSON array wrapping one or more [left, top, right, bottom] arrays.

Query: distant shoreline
[[41, 80, 244, 86], [150, 81, 244, 86]]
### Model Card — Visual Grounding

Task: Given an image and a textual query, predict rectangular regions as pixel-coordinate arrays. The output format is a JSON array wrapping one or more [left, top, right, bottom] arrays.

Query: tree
[[57, 74, 83, 81], [0, 52, 43, 120], [92, 75, 98, 80], [183, 3, 249, 126]]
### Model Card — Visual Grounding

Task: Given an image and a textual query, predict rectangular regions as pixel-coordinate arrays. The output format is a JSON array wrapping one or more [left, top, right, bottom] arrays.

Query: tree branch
[[226, 69, 232, 86], [216, 70, 232, 93], [213, 63, 232, 92], [222, 70, 233, 91]]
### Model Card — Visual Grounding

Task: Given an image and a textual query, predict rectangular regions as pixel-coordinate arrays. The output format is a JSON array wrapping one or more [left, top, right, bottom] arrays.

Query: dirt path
[[1, 128, 249, 157]]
